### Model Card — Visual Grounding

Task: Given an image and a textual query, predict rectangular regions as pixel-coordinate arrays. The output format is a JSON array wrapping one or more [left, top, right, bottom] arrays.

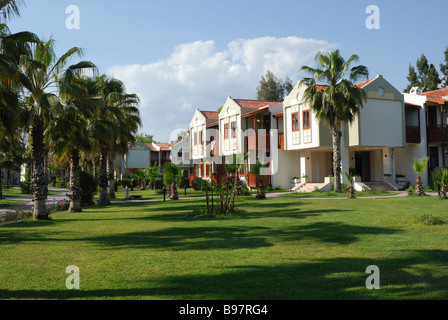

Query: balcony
[[406, 126, 421, 144], [427, 125, 448, 143]]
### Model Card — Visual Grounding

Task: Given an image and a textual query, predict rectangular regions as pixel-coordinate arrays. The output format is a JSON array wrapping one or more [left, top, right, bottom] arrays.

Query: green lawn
[[1, 195, 447, 300], [94, 187, 210, 201]]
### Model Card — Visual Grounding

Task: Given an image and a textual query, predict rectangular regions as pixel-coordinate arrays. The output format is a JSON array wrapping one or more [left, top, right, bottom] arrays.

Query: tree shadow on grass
[[265, 222, 401, 245], [0, 250, 446, 300], [84, 226, 273, 251]]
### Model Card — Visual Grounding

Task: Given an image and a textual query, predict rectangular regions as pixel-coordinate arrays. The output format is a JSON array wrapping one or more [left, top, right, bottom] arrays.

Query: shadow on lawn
[[0, 250, 446, 300]]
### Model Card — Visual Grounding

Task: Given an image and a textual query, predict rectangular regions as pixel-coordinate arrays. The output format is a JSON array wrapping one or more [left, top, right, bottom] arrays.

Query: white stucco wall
[[353, 99, 405, 147]]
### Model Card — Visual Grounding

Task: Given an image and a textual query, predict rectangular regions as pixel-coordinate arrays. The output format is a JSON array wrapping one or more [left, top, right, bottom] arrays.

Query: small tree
[[345, 171, 356, 199], [413, 157, 429, 196], [253, 161, 266, 199], [431, 167, 448, 199], [135, 169, 146, 190], [128, 174, 137, 191], [145, 161, 161, 189], [163, 163, 180, 200]]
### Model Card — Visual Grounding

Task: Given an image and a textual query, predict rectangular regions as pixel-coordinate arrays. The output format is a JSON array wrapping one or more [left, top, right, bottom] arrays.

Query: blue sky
[[9, 0, 448, 142]]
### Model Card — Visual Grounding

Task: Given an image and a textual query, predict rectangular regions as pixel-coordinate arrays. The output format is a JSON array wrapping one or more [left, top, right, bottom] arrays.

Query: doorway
[[355, 151, 371, 182]]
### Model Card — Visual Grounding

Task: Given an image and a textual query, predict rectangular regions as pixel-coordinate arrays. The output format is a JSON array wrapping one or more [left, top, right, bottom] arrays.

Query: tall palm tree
[[90, 75, 141, 205], [47, 67, 97, 213], [299, 50, 369, 192], [413, 157, 429, 196], [20, 38, 92, 220]]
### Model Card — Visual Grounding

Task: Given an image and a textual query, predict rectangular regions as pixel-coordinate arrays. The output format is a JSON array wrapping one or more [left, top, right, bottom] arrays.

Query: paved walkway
[[0, 187, 69, 214]]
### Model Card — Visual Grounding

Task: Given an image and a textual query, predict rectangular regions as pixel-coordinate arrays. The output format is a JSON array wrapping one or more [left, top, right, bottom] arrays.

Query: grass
[[282, 189, 399, 198], [94, 187, 209, 201], [1, 195, 447, 300]]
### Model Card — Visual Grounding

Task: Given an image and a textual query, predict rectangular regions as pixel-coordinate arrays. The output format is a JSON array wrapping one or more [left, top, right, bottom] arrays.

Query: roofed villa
[[176, 75, 448, 192]]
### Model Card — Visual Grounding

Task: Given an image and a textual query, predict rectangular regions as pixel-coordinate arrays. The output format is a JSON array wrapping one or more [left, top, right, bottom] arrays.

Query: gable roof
[[310, 79, 375, 92], [233, 99, 282, 109], [200, 110, 219, 119]]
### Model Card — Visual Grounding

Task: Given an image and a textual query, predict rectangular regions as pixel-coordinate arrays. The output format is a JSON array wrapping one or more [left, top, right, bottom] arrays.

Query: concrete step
[[363, 182, 396, 191]]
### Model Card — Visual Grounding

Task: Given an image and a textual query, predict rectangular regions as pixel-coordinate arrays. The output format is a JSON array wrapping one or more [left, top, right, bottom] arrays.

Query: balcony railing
[[427, 125, 448, 143], [406, 126, 421, 144]]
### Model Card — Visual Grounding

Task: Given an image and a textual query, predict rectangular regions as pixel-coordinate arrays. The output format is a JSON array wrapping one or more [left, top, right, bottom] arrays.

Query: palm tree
[[299, 50, 369, 192], [163, 163, 180, 200], [413, 157, 429, 196], [48, 67, 97, 213], [89, 75, 141, 205], [345, 171, 356, 199], [0, 0, 23, 22], [19, 38, 91, 219], [253, 161, 266, 199], [431, 167, 448, 199]]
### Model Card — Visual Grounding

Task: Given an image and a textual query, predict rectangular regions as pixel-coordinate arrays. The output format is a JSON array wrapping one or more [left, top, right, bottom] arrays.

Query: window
[[199, 130, 203, 145], [193, 132, 198, 145], [292, 112, 299, 131], [231, 121, 236, 138], [303, 110, 310, 130], [224, 123, 229, 139]]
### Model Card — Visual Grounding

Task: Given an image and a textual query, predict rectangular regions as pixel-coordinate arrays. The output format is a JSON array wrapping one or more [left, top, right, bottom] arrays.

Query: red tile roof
[[355, 79, 374, 88], [234, 99, 282, 109], [144, 143, 172, 152], [421, 88, 448, 97], [310, 79, 374, 91], [200, 110, 219, 119]]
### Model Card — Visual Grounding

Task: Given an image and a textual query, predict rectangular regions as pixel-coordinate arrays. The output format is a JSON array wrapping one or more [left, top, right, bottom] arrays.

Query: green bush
[[154, 179, 164, 190], [412, 214, 447, 226], [265, 185, 273, 192], [0, 210, 32, 224], [239, 185, 251, 196], [80, 170, 97, 206], [20, 181, 31, 194]]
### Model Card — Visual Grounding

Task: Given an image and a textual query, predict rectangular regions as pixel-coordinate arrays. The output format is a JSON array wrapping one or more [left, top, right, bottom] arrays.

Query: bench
[[129, 195, 143, 200]]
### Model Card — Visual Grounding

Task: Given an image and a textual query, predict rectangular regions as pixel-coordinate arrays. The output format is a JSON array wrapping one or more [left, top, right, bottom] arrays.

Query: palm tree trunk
[[332, 123, 342, 193], [98, 148, 110, 205], [441, 185, 447, 199], [32, 117, 49, 220], [107, 151, 116, 199], [170, 180, 178, 200], [68, 148, 82, 212], [415, 175, 424, 196]]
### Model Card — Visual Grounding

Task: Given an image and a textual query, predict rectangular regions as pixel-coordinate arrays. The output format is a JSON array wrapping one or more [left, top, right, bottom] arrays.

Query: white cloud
[[108, 36, 337, 142]]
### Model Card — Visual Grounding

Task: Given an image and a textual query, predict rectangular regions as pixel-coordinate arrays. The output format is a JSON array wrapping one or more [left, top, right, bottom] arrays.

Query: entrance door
[[429, 147, 439, 171], [355, 152, 371, 182]]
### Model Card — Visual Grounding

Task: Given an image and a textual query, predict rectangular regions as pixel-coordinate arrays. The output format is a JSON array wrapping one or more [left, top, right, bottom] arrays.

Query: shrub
[[154, 179, 164, 190], [0, 210, 32, 224], [412, 214, 447, 226], [47, 199, 70, 214], [239, 185, 251, 196], [114, 180, 119, 192], [265, 185, 273, 192], [80, 170, 97, 206], [20, 181, 31, 194]]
